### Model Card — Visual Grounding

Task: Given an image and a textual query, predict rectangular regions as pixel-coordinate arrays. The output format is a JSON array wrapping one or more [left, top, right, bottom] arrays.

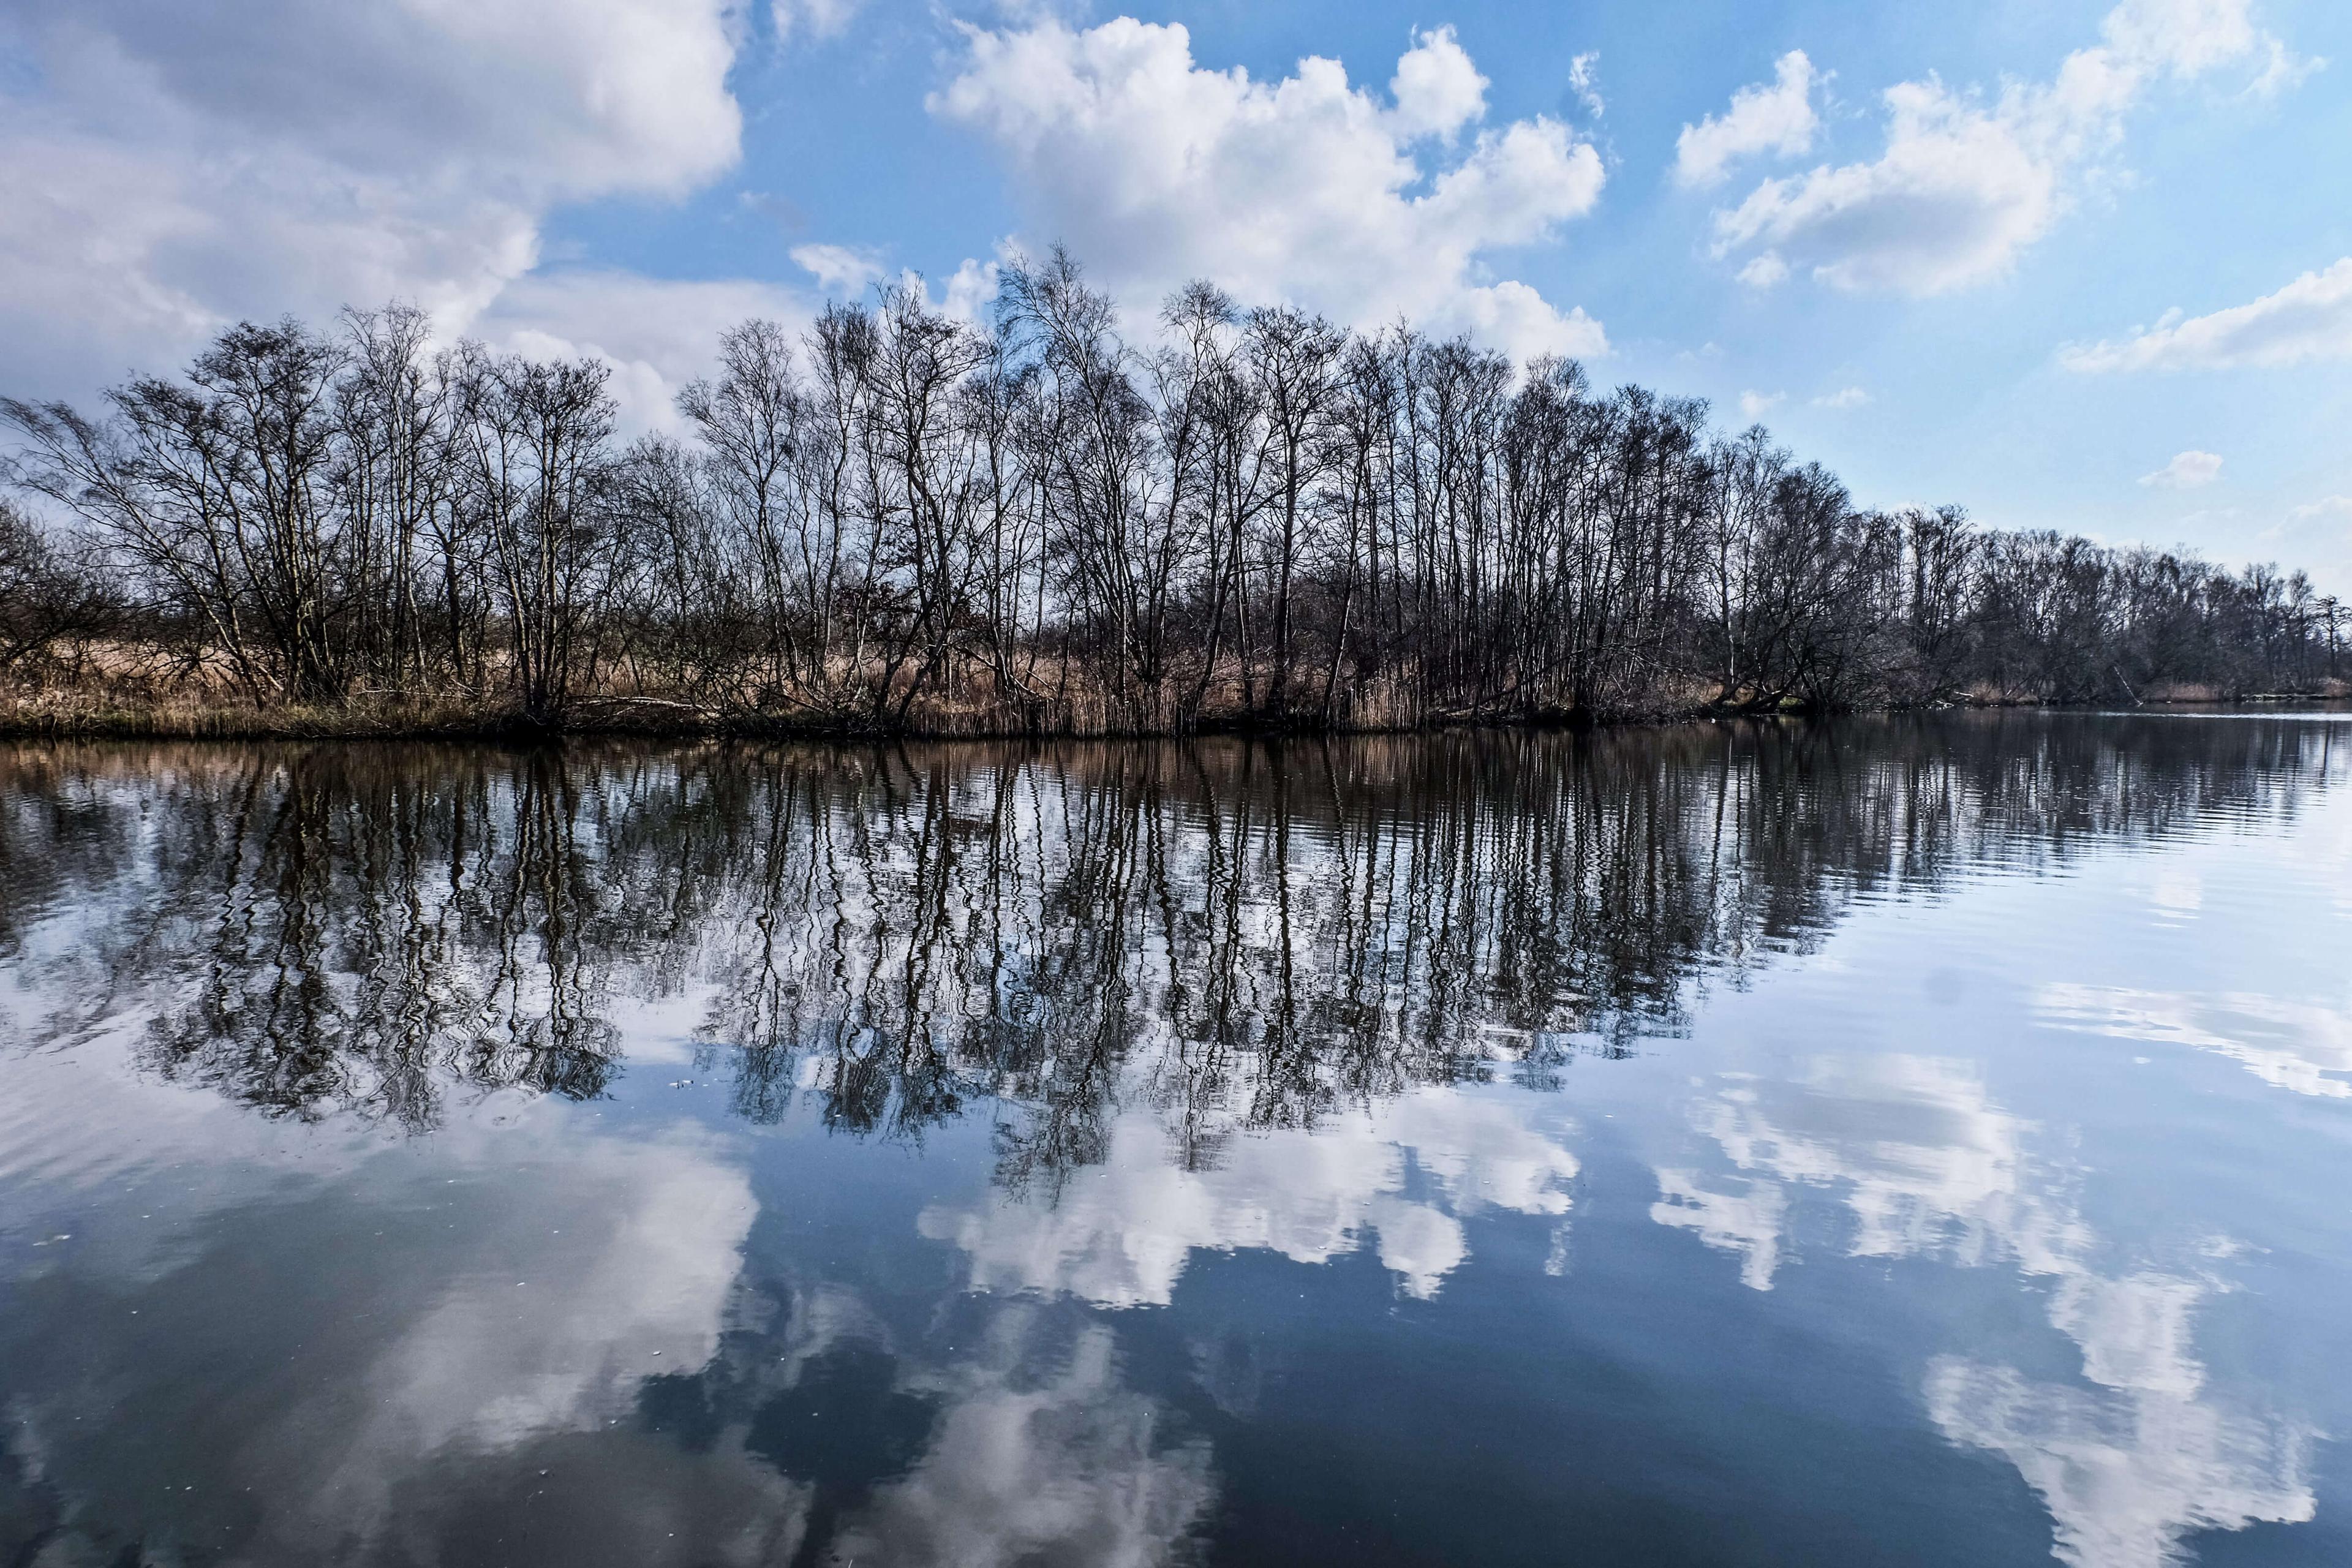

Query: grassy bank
[[0, 692, 516, 741], [0, 687, 1562, 742]]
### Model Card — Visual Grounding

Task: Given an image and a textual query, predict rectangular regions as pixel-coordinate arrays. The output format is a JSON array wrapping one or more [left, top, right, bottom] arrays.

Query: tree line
[[4, 249, 2343, 732]]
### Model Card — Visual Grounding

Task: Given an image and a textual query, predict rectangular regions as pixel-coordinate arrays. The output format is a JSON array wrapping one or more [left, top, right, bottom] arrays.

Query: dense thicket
[[4, 252, 2342, 730]]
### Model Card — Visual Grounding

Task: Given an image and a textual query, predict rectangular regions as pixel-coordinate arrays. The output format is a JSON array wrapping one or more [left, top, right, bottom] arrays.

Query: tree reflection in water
[[0, 715, 2328, 1178]]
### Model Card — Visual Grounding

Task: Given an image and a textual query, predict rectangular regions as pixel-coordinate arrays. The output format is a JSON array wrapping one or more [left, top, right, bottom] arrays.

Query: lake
[[1, 714, 2348, 1567]]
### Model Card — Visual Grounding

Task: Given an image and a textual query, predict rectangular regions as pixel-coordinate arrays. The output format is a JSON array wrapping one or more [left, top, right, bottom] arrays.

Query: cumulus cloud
[[1709, 0, 2309, 296], [1813, 385, 1872, 408], [0, 0, 757, 401], [2061, 256, 2352, 371], [920, 1087, 1579, 1307], [1389, 24, 1489, 142], [929, 18, 1608, 361], [1738, 389, 1785, 420], [1711, 75, 2065, 296], [2137, 450, 2224, 489], [1674, 51, 1819, 189]]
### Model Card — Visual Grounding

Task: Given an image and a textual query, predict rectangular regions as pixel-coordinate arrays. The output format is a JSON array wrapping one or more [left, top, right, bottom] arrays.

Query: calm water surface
[[2, 714, 2350, 1567]]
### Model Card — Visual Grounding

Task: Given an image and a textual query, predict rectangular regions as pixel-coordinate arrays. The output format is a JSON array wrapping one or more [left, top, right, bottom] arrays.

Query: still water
[[1, 715, 2349, 1567]]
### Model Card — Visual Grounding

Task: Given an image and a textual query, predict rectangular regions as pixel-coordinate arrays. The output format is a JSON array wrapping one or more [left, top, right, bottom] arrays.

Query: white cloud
[[919, 1087, 1578, 1307], [1674, 51, 1818, 189], [334, 1128, 756, 1468], [472, 270, 817, 434], [1569, 52, 1606, 119], [1736, 252, 1792, 288], [2288, 495, 2352, 521], [1657, 1055, 2318, 1566], [791, 241, 889, 295], [2099, 0, 2275, 77], [1712, 75, 2067, 296], [0, 1041, 782, 1562], [1738, 389, 1785, 420], [773, 0, 862, 45], [929, 18, 1608, 361], [13, 0, 742, 197], [2137, 450, 2223, 489], [940, 257, 1003, 322], [1709, 0, 2306, 296], [1927, 1355, 2316, 1568], [2247, 34, 2327, 97], [1388, 25, 1489, 143], [832, 1322, 1216, 1568], [1662, 1058, 2064, 1284], [787, 244, 999, 322], [2035, 984, 2352, 1099], [0, 0, 751, 398], [1651, 1167, 1787, 1289], [1813, 385, 1872, 409], [2062, 257, 2352, 371]]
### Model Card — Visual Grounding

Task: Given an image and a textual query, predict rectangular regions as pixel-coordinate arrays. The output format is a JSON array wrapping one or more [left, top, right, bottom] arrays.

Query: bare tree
[[5, 322, 348, 699], [458, 350, 624, 725], [0, 498, 115, 673]]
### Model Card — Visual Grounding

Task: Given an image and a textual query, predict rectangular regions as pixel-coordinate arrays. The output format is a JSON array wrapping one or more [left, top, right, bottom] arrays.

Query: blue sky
[[4, 0, 2349, 586]]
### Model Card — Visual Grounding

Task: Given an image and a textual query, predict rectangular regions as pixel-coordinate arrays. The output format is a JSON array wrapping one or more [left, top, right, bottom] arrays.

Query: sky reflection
[[2, 715, 2349, 1566]]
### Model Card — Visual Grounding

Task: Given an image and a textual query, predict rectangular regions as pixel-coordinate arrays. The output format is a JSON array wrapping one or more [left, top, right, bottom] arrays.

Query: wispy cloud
[[2064, 257, 2352, 371], [1569, 52, 1605, 119], [790, 241, 885, 294], [2138, 450, 2223, 489]]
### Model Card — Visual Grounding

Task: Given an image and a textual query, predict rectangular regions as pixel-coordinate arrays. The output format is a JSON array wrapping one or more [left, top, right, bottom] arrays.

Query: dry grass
[[4, 661, 2342, 742], [0, 688, 530, 740]]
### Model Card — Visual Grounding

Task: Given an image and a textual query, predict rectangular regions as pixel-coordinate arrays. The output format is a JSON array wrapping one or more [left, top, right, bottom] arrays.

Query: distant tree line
[[4, 249, 2343, 731]]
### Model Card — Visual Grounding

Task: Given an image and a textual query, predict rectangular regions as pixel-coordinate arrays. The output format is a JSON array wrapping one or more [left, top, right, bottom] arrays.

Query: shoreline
[[4, 688, 2345, 745]]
